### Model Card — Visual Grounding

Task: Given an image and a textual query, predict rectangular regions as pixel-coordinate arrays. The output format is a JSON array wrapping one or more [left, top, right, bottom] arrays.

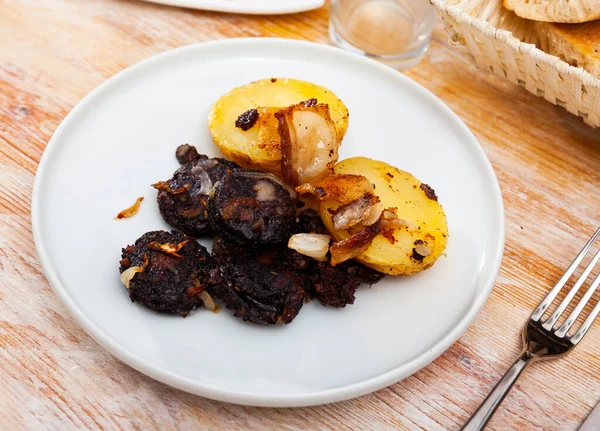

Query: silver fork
[[462, 227, 600, 431]]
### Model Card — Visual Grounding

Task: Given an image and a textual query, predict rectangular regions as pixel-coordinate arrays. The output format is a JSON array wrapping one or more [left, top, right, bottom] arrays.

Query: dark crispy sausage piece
[[293, 209, 385, 307], [175, 144, 206, 165], [295, 208, 330, 235], [208, 170, 296, 245], [119, 230, 223, 316], [211, 236, 305, 325], [155, 155, 239, 237], [306, 260, 384, 308]]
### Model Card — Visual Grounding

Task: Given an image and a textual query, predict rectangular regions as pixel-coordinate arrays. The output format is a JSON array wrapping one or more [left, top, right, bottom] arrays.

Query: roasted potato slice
[[208, 78, 349, 175], [317, 157, 448, 275]]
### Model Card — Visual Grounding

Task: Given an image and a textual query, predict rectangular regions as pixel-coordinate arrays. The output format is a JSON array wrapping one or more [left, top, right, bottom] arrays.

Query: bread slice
[[504, 0, 600, 23], [535, 20, 600, 78]]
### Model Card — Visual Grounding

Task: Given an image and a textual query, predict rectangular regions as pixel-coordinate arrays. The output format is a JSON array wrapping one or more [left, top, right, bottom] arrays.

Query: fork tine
[[531, 227, 600, 322], [570, 296, 600, 344], [542, 249, 600, 330], [555, 272, 600, 338]]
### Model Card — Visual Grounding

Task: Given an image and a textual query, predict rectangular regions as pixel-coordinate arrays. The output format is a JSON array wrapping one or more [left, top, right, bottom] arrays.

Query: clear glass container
[[329, 0, 436, 70]]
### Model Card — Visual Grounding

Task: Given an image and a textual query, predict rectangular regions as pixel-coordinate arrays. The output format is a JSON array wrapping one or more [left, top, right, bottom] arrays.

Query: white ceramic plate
[[138, 0, 324, 14], [32, 38, 504, 407]]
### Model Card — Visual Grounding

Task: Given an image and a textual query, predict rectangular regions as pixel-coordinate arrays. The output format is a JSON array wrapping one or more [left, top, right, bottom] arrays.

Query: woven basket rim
[[431, 0, 600, 89]]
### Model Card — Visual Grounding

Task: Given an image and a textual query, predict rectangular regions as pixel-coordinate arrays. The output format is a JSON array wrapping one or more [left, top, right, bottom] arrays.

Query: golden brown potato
[[208, 78, 349, 175], [318, 157, 449, 275]]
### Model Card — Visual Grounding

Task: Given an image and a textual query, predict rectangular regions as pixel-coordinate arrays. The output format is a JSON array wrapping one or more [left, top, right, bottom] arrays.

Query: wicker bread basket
[[431, 0, 600, 127]]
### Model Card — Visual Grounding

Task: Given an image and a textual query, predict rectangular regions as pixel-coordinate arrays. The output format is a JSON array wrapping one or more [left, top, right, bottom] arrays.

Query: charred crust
[[420, 183, 438, 201], [412, 248, 426, 262], [412, 240, 426, 262], [270, 78, 277, 83], [302, 98, 318, 107], [235, 108, 259, 131]]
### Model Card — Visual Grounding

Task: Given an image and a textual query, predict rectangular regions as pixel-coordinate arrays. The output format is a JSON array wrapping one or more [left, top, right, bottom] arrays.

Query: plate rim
[[31, 37, 505, 407], [138, 0, 325, 14]]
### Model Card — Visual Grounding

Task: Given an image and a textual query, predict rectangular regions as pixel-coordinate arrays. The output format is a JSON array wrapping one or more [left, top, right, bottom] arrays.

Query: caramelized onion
[[288, 233, 331, 261], [256, 107, 282, 154], [199, 291, 217, 311], [152, 181, 189, 195], [362, 201, 384, 227], [276, 103, 339, 187], [120, 266, 143, 289], [115, 197, 144, 220], [147, 240, 189, 258], [194, 158, 219, 170], [329, 226, 380, 266], [209, 181, 219, 200], [414, 242, 431, 257], [189, 165, 212, 196], [332, 194, 382, 230], [296, 174, 374, 204], [380, 208, 416, 231]]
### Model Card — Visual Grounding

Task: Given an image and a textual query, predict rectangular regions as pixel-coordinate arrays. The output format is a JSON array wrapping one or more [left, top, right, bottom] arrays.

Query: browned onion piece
[[288, 233, 331, 261], [362, 201, 384, 226], [276, 103, 339, 187], [414, 241, 431, 258], [380, 208, 416, 231], [120, 266, 143, 289], [329, 226, 380, 266], [152, 181, 189, 195], [146, 240, 189, 258], [189, 165, 212, 196], [115, 197, 144, 220], [119, 253, 149, 289], [332, 193, 382, 231], [256, 107, 282, 154], [199, 291, 218, 311], [296, 174, 374, 204]]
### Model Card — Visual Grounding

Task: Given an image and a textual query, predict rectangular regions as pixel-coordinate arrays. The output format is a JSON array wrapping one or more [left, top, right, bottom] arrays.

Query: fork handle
[[461, 351, 533, 431]]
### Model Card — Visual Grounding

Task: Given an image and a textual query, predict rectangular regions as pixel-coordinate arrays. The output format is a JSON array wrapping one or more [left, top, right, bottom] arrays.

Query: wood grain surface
[[3, 1, 600, 430]]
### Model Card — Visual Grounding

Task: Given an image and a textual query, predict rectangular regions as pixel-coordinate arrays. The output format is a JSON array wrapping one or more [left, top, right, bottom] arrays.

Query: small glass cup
[[329, 0, 436, 70]]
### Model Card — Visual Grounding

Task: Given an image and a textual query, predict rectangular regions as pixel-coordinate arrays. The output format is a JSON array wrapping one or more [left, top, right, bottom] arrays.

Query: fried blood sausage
[[155, 152, 239, 237], [296, 208, 330, 235], [175, 144, 206, 165], [294, 209, 385, 307], [211, 236, 305, 325], [306, 260, 384, 308], [209, 170, 296, 245], [119, 230, 223, 315]]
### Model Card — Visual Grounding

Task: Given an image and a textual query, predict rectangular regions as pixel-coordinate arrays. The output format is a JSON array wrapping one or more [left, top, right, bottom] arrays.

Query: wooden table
[[3, 1, 600, 429]]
